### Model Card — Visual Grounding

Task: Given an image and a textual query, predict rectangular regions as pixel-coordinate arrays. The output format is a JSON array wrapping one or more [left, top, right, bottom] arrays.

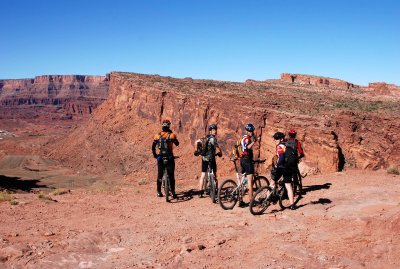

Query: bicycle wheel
[[218, 179, 239, 210], [278, 182, 299, 209], [209, 173, 216, 203], [164, 170, 170, 203], [249, 185, 272, 215], [253, 176, 269, 192]]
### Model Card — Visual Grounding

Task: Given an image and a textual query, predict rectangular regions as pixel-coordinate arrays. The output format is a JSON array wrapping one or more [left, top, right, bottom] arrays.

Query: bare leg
[[199, 172, 206, 192], [247, 174, 254, 202], [285, 182, 294, 205]]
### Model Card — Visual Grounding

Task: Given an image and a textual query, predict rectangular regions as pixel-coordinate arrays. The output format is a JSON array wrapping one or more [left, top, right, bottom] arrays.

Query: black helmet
[[273, 132, 285, 140], [162, 119, 171, 128], [245, 123, 255, 132], [208, 124, 218, 131]]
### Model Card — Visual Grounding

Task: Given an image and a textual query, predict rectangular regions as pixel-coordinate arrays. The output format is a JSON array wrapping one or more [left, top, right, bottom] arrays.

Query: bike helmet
[[162, 119, 171, 128], [208, 124, 217, 131], [245, 123, 255, 132], [273, 131, 285, 140], [288, 129, 296, 138]]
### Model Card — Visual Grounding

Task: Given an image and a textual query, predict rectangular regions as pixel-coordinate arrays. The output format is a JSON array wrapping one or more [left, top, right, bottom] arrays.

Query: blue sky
[[1, 0, 399, 85]]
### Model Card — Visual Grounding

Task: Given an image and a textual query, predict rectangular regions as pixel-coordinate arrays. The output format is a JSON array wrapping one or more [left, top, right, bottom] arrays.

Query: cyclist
[[152, 119, 180, 198], [271, 131, 296, 210], [239, 123, 258, 206], [197, 124, 222, 197], [286, 129, 305, 189]]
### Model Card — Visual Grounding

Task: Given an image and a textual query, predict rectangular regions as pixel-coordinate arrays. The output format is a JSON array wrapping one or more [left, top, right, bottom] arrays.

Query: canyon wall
[[46, 72, 400, 179], [0, 75, 109, 115]]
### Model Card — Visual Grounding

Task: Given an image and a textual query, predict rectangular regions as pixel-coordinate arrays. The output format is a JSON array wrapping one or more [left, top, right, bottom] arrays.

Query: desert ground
[[0, 115, 399, 269]]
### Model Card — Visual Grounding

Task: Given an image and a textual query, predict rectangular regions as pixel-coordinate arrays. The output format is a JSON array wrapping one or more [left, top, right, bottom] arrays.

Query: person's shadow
[[301, 182, 332, 194], [0, 175, 47, 192]]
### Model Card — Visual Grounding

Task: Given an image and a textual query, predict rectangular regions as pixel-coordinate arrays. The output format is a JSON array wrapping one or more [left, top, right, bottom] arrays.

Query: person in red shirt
[[271, 132, 296, 210], [239, 123, 258, 206], [286, 129, 305, 188]]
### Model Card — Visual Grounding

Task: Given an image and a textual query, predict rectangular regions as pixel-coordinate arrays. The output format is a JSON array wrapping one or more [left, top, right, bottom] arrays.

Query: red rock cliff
[[46, 72, 400, 179], [0, 75, 109, 115]]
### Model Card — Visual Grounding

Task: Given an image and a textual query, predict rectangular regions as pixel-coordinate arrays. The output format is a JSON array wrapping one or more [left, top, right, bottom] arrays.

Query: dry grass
[[138, 178, 148, 186], [0, 191, 18, 205], [0, 190, 13, 202], [50, 188, 70, 196], [37, 192, 54, 201]]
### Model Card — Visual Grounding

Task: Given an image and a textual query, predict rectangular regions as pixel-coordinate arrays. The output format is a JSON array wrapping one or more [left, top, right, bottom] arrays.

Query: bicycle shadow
[[169, 189, 195, 203]]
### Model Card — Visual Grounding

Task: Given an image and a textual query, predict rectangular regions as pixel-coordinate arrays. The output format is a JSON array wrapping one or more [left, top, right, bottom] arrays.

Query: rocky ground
[[0, 168, 399, 269]]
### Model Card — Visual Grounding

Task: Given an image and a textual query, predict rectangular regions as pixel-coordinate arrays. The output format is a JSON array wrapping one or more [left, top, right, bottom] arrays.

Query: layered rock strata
[[0, 75, 109, 115], [46, 72, 400, 179]]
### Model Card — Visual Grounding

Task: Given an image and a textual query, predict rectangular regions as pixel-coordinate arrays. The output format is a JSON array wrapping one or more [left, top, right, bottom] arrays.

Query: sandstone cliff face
[[280, 73, 357, 89], [0, 75, 109, 115], [46, 72, 400, 179]]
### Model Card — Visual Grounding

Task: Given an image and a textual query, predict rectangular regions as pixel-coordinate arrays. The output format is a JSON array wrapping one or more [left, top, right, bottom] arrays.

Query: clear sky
[[1, 0, 399, 85]]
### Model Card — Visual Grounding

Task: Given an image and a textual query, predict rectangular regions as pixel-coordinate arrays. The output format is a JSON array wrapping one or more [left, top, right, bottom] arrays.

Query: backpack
[[195, 136, 209, 156], [285, 139, 299, 167], [158, 132, 171, 157], [231, 139, 244, 159]]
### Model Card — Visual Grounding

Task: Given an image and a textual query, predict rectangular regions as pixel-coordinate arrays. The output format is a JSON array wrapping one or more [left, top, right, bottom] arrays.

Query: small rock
[[197, 244, 206, 250], [44, 231, 55, 236], [182, 236, 192, 243], [218, 239, 226, 245]]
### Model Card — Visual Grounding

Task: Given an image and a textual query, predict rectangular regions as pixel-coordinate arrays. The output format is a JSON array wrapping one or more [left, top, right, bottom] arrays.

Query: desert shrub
[[387, 166, 400, 175], [50, 188, 70, 196], [0, 190, 12, 202]]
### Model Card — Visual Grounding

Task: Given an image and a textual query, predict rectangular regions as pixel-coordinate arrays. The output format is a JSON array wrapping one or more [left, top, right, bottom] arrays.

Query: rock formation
[[45, 72, 400, 179], [280, 73, 357, 89], [0, 75, 109, 115]]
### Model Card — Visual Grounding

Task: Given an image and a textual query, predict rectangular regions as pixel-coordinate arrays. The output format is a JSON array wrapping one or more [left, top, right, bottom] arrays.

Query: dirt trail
[[1, 169, 399, 269]]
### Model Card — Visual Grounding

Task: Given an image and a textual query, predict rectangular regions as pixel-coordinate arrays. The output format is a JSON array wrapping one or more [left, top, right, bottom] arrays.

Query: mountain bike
[[249, 172, 300, 215], [218, 159, 269, 210], [162, 156, 179, 202], [293, 165, 303, 196]]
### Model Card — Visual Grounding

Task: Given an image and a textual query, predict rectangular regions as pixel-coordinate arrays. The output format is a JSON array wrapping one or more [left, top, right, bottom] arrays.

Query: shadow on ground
[[302, 183, 332, 194], [0, 175, 47, 192]]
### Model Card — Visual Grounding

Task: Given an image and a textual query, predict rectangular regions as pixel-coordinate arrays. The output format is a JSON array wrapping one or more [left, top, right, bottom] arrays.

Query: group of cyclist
[[152, 119, 304, 210]]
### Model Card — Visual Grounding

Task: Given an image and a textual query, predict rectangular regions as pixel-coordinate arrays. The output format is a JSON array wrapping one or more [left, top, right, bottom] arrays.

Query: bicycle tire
[[218, 179, 239, 210], [164, 170, 170, 203], [278, 182, 300, 209], [209, 173, 216, 203], [253, 175, 269, 192], [249, 185, 272, 215]]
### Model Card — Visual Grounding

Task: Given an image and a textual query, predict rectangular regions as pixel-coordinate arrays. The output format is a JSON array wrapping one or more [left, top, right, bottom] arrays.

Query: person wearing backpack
[[286, 129, 305, 189], [271, 131, 296, 210], [152, 119, 180, 198], [196, 124, 222, 197], [239, 123, 258, 206]]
